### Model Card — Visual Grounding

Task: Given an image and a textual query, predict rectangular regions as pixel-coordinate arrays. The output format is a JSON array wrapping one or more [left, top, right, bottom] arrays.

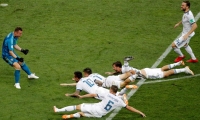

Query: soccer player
[[64, 71, 111, 100], [83, 67, 106, 85], [172, 1, 198, 63], [105, 56, 140, 75], [126, 61, 194, 89], [54, 85, 146, 119], [2, 27, 39, 89]]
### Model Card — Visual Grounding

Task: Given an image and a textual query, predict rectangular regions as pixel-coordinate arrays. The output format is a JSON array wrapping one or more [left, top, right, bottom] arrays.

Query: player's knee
[[13, 62, 21, 70], [171, 43, 176, 48]]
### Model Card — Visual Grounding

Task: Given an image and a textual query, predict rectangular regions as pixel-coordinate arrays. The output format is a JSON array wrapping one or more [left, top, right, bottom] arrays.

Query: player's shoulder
[[186, 10, 194, 16], [5, 32, 13, 39]]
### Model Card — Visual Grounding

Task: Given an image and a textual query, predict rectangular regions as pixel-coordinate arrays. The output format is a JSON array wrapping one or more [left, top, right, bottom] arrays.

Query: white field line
[[144, 74, 200, 84], [106, 12, 200, 120]]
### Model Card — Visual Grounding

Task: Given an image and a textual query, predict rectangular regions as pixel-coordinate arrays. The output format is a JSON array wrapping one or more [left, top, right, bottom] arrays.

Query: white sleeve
[[188, 12, 195, 24], [76, 82, 82, 91]]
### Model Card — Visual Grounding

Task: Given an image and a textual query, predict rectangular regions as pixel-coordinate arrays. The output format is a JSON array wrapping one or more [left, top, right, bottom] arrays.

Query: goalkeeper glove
[[16, 57, 24, 62], [21, 49, 29, 55]]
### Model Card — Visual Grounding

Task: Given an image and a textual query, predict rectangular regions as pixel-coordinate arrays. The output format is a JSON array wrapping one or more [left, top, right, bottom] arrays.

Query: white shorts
[[102, 75, 122, 89], [143, 68, 164, 79], [174, 34, 194, 48], [81, 103, 102, 118]]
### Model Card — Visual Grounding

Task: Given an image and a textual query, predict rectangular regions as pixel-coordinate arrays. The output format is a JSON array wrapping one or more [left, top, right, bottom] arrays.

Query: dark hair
[[183, 0, 190, 8], [14, 27, 23, 32], [111, 85, 118, 93], [74, 71, 82, 79], [112, 61, 122, 68], [83, 67, 92, 75]]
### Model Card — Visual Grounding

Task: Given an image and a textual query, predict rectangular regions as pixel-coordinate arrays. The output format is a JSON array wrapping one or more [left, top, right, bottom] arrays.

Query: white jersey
[[182, 10, 195, 36], [76, 77, 110, 100], [76, 77, 99, 94], [121, 65, 139, 73], [81, 92, 126, 117], [88, 73, 105, 82]]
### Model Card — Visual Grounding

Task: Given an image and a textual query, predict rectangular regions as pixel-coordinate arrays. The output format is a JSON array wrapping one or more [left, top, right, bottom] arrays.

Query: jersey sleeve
[[76, 81, 82, 91], [188, 12, 195, 24], [119, 99, 127, 108], [97, 91, 106, 99], [7, 36, 14, 51]]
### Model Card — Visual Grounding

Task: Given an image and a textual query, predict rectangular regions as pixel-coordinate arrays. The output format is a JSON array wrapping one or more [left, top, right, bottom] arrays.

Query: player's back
[[76, 76, 99, 94], [93, 92, 126, 116], [89, 73, 105, 82]]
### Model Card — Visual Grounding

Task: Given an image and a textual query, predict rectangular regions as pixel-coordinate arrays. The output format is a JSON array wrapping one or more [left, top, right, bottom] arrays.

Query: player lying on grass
[[54, 85, 146, 119], [82, 67, 137, 89], [64, 71, 127, 99], [105, 56, 139, 75]]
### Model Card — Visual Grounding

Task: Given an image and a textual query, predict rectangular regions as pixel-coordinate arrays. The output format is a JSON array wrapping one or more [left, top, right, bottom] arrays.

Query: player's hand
[[183, 34, 189, 40], [16, 57, 24, 62], [174, 23, 179, 28], [65, 93, 70, 96], [21, 49, 29, 55], [78, 95, 83, 99], [140, 113, 146, 117]]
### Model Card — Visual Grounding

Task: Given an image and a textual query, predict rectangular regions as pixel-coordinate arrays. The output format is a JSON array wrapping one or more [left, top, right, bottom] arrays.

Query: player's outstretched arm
[[125, 105, 146, 117], [65, 90, 80, 97], [105, 72, 115, 75], [174, 21, 182, 28], [78, 94, 97, 99], [60, 83, 77, 86]]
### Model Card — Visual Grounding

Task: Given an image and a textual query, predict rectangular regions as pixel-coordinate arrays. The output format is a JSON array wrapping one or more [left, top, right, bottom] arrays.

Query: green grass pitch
[[0, 0, 200, 120]]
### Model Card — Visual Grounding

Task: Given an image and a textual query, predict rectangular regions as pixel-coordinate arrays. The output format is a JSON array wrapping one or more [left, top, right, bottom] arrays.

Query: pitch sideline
[[106, 12, 200, 120]]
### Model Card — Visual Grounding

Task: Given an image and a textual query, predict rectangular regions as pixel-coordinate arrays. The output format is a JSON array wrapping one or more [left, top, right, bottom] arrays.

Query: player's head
[[83, 67, 92, 77], [14, 27, 23, 38], [110, 85, 118, 94], [181, 1, 190, 11], [73, 71, 82, 82], [112, 61, 122, 72]]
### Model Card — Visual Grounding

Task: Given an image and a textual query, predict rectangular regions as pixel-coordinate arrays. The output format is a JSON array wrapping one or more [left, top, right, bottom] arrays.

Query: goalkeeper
[[2, 27, 39, 89]]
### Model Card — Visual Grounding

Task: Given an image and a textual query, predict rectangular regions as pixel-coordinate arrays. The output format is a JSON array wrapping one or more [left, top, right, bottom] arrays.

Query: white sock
[[185, 45, 196, 59], [169, 61, 181, 69], [174, 68, 185, 74], [73, 113, 81, 118], [128, 75, 137, 82], [58, 106, 76, 112], [119, 88, 127, 95], [174, 48, 184, 57]]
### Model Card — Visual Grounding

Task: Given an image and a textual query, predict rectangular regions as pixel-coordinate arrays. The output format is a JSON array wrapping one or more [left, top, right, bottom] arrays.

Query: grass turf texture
[[0, 0, 199, 119]]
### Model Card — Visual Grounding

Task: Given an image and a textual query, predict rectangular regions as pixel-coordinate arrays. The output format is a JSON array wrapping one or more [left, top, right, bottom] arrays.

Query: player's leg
[[3, 56, 21, 89], [13, 62, 22, 89], [184, 43, 198, 63], [161, 61, 185, 71], [18, 62, 39, 79], [119, 70, 136, 81], [172, 36, 185, 62], [123, 56, 134, 72], [54, 104, 80, 112], [163, 66, 194, 77]]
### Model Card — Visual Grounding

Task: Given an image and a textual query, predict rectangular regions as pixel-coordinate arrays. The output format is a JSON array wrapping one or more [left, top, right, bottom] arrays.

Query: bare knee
[[13, 62, 21, 70], [171, 42, 176, 48]]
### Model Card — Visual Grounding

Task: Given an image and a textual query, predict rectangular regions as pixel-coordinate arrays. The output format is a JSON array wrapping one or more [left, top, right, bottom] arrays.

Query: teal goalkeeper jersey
[[2, 32, 18, 57]]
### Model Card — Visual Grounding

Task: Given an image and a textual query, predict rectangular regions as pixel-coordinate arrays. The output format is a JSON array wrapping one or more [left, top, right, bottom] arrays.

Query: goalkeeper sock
[[14, 70, 20, 83], [21, 63, 31, 75]]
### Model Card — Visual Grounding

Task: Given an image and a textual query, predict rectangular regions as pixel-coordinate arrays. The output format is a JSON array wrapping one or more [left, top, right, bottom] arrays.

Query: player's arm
[[94, 80, 103, 87], [125, 105, 146, 117], [14, 44, 29, 55], [105, 72, 115, 75], [60, 83, 77, 86], [184, 22, 197, 39], [65, 90, 80, 97], [174, 20, 182, 28], [78, 93, 97, 99]]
